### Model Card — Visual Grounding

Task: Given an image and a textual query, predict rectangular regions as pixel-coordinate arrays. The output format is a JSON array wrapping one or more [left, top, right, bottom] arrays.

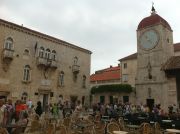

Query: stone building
[[119, 7, 180, 111], [119, 53, 137, 87], [0, 19, 91, 108], [90, 65, 134, 104]]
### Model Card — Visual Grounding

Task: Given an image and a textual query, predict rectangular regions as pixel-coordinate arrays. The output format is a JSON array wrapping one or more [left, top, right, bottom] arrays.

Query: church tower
[[135, 6, 175, 110]]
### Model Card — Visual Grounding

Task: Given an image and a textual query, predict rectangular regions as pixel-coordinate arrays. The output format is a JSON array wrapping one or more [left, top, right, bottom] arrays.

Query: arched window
[[59, 71, 64, 86], [24, 49, 30, 56], [39, 47, 44, 58], [45, 48, 51, 59], [82, 75, 86, 88], [4, 37, 13, 50], [23, 65, 31, 82], [74, 56, 78, 65], [51, 50, 56, 61]]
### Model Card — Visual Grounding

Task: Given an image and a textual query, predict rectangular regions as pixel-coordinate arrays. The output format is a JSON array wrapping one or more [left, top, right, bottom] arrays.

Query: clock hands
[[145, 35, 152, 44]]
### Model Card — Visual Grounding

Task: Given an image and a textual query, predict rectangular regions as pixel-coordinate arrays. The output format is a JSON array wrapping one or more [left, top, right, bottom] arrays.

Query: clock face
[[139, 29, 159, 50]]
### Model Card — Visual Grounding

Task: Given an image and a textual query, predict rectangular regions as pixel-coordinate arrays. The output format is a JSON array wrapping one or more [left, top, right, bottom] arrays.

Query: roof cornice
[[0, 18, 92, 54]]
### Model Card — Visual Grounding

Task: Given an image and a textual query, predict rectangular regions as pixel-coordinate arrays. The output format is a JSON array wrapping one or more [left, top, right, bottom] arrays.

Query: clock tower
[[135, 6, 175, 110]]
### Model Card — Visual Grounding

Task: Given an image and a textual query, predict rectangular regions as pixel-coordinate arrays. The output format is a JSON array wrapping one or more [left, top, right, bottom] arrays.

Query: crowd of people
[[92, 102, 180, 119], [0, 98, 179, 133], [0, 98, 84, 133]]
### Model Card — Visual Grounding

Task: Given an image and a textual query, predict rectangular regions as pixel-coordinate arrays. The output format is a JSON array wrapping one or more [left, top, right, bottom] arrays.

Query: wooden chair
[[87, 115, 94, 123], [0, 128, 8, 134], [110, 118, 117, 123], [94, 121, 106, 134], [138, 123, 152, 134], [153, 122, 162, 134], [118, 117, 126, 131], [44, 123, 55, 134], [107, 122, 120, 134], [27, 120, 41, 133], [63, 117, 71, 127], [55, 125, 67, 134], [94, 114, 101, 123]]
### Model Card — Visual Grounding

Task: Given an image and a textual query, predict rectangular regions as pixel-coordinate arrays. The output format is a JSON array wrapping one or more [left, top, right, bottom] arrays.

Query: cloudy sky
[[0, 0, 180, 74]]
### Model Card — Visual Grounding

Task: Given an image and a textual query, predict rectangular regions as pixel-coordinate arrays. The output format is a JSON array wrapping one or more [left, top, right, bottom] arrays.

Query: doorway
[[123, 96, 129, 103], [146, 99, 154, 112], [43, 94, 48, 111], [100, 96, 105, 104], [109, 96, 113, 104]]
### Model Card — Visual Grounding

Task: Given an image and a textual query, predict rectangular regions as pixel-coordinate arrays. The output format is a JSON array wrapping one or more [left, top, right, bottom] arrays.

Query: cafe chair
[[94, 114, 101, 123], [11, 127, 25, 134], [63, 117, 71, 128], [138, 123, 152, 134], [94, 121, 106, 134], [55, 124, 67, 134], [118, 117, 126, 130], [45, 123, 55, 134], [110, 118, 117, 123], [0, 128, 8, 134], [27, 120, 41, 133], [153, 122, 162, 134], [87, 115, 94, 122], [107, 122, 120, 134]]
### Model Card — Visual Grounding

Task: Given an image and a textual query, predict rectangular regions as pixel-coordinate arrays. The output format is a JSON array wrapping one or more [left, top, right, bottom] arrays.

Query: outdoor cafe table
[[113, 130, 128, 134], [76, 122, 93, 133], [166, 129, 180, 133], [126, 124, 140, 131], [162, 120, 173, 123]]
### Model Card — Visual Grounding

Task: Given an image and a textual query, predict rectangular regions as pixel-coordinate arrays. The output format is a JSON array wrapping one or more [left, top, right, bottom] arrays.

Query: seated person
[[11, 112, 28, 134]]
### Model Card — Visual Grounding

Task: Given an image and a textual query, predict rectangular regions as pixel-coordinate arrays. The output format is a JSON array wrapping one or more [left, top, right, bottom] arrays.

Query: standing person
[[6, 99, 14, 125], [0, 99, 7, 126], [15, 100, 21, 122], [35, 101, 43, 116], [74, 100, 82, 117], [52, 103, 58, 118]]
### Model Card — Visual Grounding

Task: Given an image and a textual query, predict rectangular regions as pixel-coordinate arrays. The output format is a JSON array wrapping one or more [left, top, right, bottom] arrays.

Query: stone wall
[[0, 20, 91, 106]]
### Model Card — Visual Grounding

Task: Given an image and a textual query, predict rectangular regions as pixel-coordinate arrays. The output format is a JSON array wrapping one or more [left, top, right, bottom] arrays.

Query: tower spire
[[151, 2, 156, 15]]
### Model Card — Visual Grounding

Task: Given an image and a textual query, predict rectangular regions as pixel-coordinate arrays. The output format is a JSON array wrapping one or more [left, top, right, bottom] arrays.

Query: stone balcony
[[50, 60, 57, 68], [3, 49, 14, 60], [72, 65, 80, 74], [36, 57, 47, 67]]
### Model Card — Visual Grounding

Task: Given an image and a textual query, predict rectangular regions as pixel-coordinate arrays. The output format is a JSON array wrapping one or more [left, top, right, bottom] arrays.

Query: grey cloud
[[0, 0, 180, 73]]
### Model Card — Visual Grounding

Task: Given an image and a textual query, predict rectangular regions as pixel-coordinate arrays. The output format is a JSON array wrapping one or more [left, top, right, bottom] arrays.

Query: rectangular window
[[123, 63, 127, 69], [100, 96, 105, 104], [59, 73, 64, 86], [122, 74, 128, 82], [23, 65, 31, 82], [123, 96, 129, 103]]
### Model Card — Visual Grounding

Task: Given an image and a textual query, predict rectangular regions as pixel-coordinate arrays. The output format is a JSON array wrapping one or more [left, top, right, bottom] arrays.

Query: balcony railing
[[72, 65, 80, 74], [51, 60, 57, 68], [3, 49, 14, 60], [36, 57, 47, 66]]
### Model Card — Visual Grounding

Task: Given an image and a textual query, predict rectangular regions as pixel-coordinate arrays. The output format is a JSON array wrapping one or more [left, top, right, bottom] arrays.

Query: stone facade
[[119, 53, 137, 87], [90, 65, 135, 104], [0, 19, 91, 107], [119, 11, 180, 111]]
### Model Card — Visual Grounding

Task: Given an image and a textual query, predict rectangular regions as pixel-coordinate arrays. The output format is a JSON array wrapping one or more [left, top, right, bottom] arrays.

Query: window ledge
[[22, 80, 31, 84]]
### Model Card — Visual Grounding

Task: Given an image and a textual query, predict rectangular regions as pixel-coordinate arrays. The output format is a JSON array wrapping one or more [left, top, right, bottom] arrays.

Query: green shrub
[[91, 84, 133, 94]]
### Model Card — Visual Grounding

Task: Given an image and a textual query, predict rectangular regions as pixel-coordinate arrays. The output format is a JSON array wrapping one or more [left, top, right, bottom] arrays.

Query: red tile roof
[[137, 14, 172, 31], [90, 66, 120, 82], [174, 43, 180, 52]]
